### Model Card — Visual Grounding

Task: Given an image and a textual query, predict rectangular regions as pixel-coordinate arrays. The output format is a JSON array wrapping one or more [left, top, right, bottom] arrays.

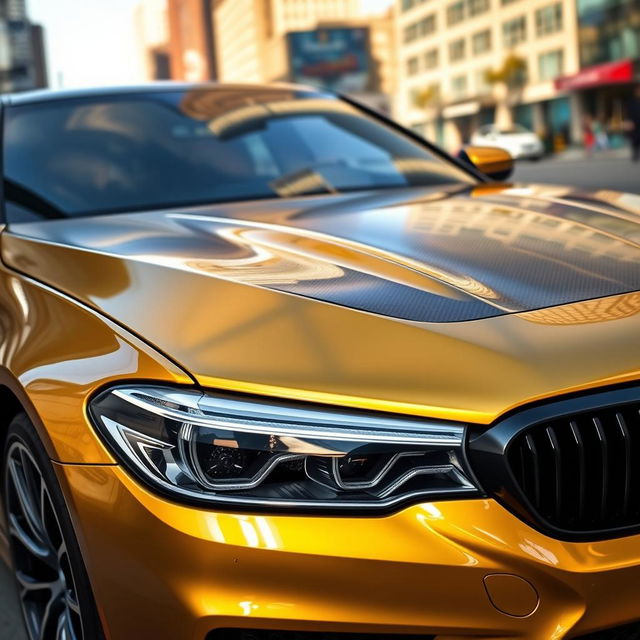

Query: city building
[[212, 0, 396, 112], [554, 0, 640, 148], [167, 0, 216, 82], [0, 0, 47, 92], [394, 0, 582, 152], [136, 0, 217, 82], [135, 0, 172, 80]]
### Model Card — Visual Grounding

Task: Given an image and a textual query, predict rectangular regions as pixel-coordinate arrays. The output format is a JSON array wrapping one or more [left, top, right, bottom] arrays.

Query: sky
[[28, 0, 394, 89], [29, 0, 143, 88]]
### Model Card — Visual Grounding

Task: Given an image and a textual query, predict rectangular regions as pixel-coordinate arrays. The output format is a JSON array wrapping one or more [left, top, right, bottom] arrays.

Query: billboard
[[287, 27, 373, 93]]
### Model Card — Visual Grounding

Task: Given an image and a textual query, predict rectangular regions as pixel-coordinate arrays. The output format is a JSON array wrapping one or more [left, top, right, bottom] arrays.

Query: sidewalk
[[547, 146, 631, 162]]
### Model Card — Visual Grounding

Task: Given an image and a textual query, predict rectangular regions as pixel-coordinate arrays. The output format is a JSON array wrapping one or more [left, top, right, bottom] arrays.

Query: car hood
[[4, 183, 640, 423]]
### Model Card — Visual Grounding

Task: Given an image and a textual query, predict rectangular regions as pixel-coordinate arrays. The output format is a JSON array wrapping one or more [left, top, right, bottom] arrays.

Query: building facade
[[0, 0, 47, 92], [553, 0, 640, 148], [167, 0, 216, 81], [577, 0, 640, 68], [212, 0, 396, 112], [214, 0, 362, 83], [136, 0, 217, 82], [135, 0, 172, 80], [394, 0, 581, 152]]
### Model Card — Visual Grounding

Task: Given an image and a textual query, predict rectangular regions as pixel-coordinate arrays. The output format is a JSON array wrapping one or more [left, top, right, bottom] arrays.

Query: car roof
[[1, 81, 322, 107]]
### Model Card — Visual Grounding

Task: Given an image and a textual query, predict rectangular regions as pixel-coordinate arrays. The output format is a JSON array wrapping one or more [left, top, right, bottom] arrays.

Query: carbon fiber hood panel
[[5, 183, 640, 323]]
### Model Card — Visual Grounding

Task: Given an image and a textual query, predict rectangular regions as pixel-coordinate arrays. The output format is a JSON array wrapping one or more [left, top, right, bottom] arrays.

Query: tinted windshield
[[498, 125, 530, 135], [4, 87, 473, 222]]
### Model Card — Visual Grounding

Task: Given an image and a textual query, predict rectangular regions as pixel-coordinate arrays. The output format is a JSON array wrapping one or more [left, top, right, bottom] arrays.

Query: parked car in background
[[471, 123, 544, 160]]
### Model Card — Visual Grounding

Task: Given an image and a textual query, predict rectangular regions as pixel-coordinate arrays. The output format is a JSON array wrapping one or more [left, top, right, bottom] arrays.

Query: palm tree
[[411, 84, 441, 111], [485, 53, 527, 129]]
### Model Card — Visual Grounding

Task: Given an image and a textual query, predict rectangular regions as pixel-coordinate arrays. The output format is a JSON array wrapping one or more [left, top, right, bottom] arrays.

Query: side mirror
[[458, 146, 514, 182]]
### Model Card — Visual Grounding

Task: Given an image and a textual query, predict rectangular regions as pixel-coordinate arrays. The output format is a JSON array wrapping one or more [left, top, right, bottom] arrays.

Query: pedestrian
[[583, 115, 595, 158], [593, 119, 609, 151], [626, 85, 640, 162]]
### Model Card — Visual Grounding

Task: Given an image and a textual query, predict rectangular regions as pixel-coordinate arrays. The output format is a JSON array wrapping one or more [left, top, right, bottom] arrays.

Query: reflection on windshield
[[4, 87, 473, 222]]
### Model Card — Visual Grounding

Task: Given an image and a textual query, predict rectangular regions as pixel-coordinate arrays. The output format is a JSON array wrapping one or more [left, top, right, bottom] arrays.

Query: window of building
[[407, 56, 420, 76], [417, 14, 437, 37], [404, 13, 436, 43], [423, 47, 439, 70], [403, 23, 418, 43], [451, 74, 468, 99], [449, 38, 467, 62], [536, 3, 563, 37], [468, 0, 490, 17], [503, 15, 527, 47], [402, 0, 427, 11], [447, 1, 465, 26], [446, 0, 490, 25], [538, 49, 564, 81], [472, 29, 492, 54]]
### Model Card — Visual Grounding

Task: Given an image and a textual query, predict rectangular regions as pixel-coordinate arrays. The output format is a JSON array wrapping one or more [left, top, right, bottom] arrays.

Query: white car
[[471, 123, 544, 160]]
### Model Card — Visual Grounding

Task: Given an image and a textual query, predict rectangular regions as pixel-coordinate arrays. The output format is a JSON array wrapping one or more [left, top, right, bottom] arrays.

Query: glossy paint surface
[[57, 462, 640, 639], [4, 183, 640, 423], [0, 263, 192, 463]]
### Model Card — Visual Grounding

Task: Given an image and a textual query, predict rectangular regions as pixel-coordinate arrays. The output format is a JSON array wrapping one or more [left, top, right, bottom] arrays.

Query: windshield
[[498, 125, 530, 135], [3, 87, 473, 222]]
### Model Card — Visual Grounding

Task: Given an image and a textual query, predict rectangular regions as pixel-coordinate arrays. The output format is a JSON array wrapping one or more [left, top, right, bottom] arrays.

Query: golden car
[[1, 84, 640, 640]]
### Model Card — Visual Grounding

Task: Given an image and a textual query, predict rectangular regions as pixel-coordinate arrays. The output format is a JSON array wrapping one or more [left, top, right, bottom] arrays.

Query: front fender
[[0, 266, 193, 463]]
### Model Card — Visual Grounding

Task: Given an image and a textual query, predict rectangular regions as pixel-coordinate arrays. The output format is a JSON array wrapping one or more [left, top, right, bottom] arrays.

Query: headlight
[[89, 385, 480, 512]]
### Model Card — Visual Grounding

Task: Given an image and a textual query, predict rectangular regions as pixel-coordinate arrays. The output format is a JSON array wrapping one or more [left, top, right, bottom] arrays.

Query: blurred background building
[[137, 0, 396, 113], [4, 0, 637, 158], [167, 0, 217, 82], [135, 0, 171, 80], [396, 0, 640, 153], [131, 0, 640, 154], [0, 0, 47, 92], [395, 0, 582, 152], [560, 0, 640, 149], [212, 0, 395, 112]]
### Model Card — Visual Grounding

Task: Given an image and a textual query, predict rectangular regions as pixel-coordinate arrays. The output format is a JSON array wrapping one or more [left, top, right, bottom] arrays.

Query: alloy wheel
[[4, 440, 83, 640]]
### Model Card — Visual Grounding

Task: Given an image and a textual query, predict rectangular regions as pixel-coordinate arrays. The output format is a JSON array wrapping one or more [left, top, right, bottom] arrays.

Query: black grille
[[508, 403, 640, 534]]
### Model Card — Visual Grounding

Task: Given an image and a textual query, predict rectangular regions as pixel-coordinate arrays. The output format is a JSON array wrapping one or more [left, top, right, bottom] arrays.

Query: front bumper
[[57, 463, 640, 640], [511, 146, 544, 160]]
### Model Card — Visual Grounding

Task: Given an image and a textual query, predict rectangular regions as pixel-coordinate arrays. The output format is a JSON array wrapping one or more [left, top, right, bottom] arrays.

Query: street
[[0, 154, 638, 639], [0, 559, 26, 640], [513, 154, 640, 195]]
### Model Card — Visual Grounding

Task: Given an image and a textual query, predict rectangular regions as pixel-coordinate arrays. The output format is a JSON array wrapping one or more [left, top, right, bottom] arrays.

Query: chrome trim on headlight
[[89, 385, 480, 512]]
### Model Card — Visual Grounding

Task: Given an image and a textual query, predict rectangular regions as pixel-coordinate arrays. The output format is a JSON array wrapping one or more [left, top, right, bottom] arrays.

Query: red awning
[[555, 59, 635, 92]]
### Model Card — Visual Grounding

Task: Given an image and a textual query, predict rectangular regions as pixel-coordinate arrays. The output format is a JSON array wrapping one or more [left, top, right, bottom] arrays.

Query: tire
[[2, 412, 105, 640]]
